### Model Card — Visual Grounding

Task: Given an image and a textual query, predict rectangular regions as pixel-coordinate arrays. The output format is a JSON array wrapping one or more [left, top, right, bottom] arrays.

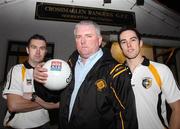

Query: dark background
[[157, 0, 180, 14]]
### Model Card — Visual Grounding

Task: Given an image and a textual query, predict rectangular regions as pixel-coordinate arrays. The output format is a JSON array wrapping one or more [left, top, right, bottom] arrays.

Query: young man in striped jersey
[[118, 27, 180, 129], [3, 34, 59, 129]]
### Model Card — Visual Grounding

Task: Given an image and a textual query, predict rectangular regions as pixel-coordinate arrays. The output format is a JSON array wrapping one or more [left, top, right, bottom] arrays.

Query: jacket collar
[[68, 48, 115, 69]]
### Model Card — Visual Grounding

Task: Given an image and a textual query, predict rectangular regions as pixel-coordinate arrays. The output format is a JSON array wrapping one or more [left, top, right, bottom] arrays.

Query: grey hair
[[74, 20, 101, 36]]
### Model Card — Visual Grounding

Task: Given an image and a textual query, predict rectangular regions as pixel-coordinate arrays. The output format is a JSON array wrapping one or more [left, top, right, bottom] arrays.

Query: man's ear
[[98, 36, 103, 46], [140, 40, 143, 47], [26, 47, 29, 54]]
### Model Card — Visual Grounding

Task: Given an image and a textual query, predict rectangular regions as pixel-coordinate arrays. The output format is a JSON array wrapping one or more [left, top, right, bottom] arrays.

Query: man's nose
[[81, 37, 86, 44], [127, 41, 131, 47], [36, 48, 40, 54]]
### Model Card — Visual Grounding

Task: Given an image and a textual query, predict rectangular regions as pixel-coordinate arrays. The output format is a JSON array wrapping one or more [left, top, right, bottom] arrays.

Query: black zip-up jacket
[[59, 49, 138, 129]]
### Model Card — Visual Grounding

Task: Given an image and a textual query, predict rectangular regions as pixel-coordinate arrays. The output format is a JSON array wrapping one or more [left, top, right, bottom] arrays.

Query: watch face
[[31, 93, 37, 101]]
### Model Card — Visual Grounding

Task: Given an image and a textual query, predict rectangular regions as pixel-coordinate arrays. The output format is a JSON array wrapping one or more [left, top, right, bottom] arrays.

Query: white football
[[43, 59, 72, 90]]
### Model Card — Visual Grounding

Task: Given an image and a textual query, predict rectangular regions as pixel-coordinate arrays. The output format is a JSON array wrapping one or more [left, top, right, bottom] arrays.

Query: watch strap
[[31, 92, 37, 102]]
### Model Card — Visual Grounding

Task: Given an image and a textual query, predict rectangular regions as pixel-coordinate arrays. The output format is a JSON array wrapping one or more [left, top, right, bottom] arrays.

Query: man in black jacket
[[34, 20, 138, 129]]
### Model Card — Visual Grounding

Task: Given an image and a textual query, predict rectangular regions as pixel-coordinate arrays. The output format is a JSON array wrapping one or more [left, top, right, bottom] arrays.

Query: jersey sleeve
[[3, 65, 23, 98], [160, 64, 180, 103]]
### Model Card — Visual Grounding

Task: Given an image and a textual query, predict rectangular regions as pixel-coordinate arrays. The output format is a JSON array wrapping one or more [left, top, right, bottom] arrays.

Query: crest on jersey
[[96, 79, 107, 91], [142, 77, 152, 89]]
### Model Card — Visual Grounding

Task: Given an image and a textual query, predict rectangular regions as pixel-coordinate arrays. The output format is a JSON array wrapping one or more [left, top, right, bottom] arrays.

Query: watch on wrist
[[31, 92, 37, 102]]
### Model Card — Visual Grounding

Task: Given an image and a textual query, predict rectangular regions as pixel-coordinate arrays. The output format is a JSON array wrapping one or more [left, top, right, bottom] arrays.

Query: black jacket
[[59, 49, 138, 129]]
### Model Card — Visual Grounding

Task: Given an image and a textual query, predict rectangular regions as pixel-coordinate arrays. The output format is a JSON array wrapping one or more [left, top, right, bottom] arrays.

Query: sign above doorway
[[35, 2, 136, 27]]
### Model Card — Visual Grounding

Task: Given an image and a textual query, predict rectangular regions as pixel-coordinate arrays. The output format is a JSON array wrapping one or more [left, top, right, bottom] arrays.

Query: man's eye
[[87, 35, 92, 38], [31, 45, 36, 49], [40, 47, 46, 51], [121, 41, 126, 44], [76, 36, 80, 39], [131, 39, 136, 41]]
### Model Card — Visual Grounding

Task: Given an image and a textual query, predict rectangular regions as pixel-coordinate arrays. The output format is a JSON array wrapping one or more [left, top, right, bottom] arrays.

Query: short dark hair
[[118, 27, 142, 43], [27, 34, 47, 47]]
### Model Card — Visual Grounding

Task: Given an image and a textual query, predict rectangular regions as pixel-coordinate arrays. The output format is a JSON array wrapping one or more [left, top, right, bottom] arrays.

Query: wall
[[0, 0, 180, 82]]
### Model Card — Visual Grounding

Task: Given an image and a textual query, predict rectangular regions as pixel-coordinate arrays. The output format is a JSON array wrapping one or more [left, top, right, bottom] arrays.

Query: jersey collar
[[141, 56, 150, 66], [23, 60, 34, 69], [123, 56, 150, 67]]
